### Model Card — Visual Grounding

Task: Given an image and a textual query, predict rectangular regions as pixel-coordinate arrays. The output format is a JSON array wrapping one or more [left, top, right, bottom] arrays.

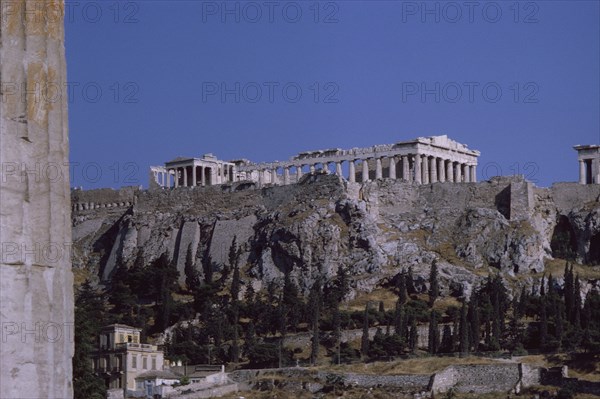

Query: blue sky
[[65, 0, 600, 189]]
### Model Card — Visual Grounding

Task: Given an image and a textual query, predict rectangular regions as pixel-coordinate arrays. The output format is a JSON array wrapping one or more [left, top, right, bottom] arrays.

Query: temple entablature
[[150, 135, 480, 189]]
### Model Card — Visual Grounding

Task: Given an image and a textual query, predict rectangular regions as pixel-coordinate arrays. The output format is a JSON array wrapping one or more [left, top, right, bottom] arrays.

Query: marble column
[[446, 161, 453, 183], [438, 158, 445, 182], [175, 169, 180, 187], [414, 155, 422, 184], [258, 170, 263, 186], [201, 167, 206, 186], [362, 159, 370, 182], [310, 164, 316, 174], [454, 162, 462, 182], [0, 2, 74, 396], [463, 164, 470, 183], [284, 167, 290, 185], [389, 157, 397, 179], [430, 157, 437, 183], [336, 162, 342, 177], [183, 166, 188, 187], [297, 166, 303, 181], [402, 156, 410, 181], [349, 161, 356, 183], [579, 160, 586, 184], [470, 165, 477, 183], [422, 156, 429, 184], [192, 165, 197, 187], [375, 158, 383, 179]]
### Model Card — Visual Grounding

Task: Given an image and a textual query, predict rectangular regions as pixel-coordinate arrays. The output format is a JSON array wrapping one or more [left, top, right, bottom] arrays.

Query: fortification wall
[[549, 182, 600, 212], [71, 186, 138, 212]]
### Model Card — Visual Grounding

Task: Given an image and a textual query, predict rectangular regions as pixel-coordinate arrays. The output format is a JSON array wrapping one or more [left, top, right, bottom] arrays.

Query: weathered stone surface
[[72, 174, 600, 302], [0, 1, 74, 397]]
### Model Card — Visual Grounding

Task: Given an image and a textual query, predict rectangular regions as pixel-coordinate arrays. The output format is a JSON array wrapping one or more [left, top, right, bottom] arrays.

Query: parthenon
[[149, 135, 480, 189]]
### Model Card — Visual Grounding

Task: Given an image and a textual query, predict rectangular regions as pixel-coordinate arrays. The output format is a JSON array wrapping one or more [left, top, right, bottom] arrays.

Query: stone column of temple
[[402, 156, 410, 181], [422, 156, 429, 184], [336, 162, 342, 177], [470, 165, 477, 183], [272, 168, 277, 184], [0, 2, 74, 397], [430, 157, 437, 183], [201, 167, 206, 186], [445, 161, 453, 183], [389, 157, 397, 179], [310, 164, 316, 174], [463, 164, 470, 183], [284, 167, 290, 184], [362, 159, 369, 182], [349, 161, 356, 182], [579, 160, 586, 184], [183, 166, 188, 186], [454, 162, 462, 182], [297, 166, 303, 181], [414, 155, 422, 184], [192, 165, 197, 187], [375, 158, 383, 179], [438, 158, 445, 182], [175, 169, 180, 187]]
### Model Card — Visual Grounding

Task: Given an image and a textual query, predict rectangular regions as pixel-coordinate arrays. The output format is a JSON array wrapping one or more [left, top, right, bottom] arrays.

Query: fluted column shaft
[[454, 163, 461, 182], [438, 158, 445, 182], [389, 157, 396, 179], [362, 159, 369, 182], [414, 155, 422, 184], [1, 2, 74, 396], [422, 156, 429, 184], [375, 158, 383, 179], [402, 156, 410, 181], [579, 160, 586, 184], [349, 161, 356, 182], [430, 157, 437, 183]]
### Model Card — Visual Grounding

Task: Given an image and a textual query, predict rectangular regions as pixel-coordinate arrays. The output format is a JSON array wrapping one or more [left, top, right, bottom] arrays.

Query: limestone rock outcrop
[[72, 174, 600, 301]]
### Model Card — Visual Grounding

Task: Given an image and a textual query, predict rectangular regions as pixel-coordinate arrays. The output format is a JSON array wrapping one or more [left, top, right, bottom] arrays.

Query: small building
[[92, 324, 166, 397], [574, 144, 600, 184], [135, 370, 181, 398]]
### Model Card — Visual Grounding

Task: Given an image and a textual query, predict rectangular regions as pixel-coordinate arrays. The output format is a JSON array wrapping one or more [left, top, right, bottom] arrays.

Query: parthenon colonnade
[[150, 135, 480, 189]]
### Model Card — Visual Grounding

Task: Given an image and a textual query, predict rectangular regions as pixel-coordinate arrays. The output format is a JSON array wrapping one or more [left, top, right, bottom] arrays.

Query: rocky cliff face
[[71, 175, 600, 298]]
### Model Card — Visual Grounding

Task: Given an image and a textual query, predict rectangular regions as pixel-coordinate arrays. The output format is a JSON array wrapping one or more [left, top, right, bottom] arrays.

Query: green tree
[[428, 261, 439, 307], [361, 303, 370, 359], [428, 310, 440, 354], [459, 300, 469, 355], [308, 277, 322, 365], [73, 281, 107, 399]]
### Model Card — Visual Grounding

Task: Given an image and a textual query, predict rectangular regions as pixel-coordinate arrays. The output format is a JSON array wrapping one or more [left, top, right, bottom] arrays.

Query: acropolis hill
[[71, 135, 600, 299]]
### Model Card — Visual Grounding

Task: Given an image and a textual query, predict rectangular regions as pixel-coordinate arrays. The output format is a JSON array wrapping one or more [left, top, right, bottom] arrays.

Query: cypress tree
[[361, 303, 370, 359], [406, 266, 416, 294], [409, 316, 418, 353], [308, 278, 322, 366], [574, 274, 582, 327], [394, 299, 405, 337], [564, 263, 574, 322], [540, 297, 548, 351], [440, 324, 453, 354], [428, 310, 439, 354], [398, 273, 408, 305], [459, 300, 469, 355], [468, 292, 480, 352], [428, 261, 439, 307]]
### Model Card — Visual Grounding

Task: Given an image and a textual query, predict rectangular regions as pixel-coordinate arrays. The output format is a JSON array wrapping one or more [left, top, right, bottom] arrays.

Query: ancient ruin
[[0, 1, 74, 398], [149, 135, 480, 189], [574, 144, 600, 184]]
